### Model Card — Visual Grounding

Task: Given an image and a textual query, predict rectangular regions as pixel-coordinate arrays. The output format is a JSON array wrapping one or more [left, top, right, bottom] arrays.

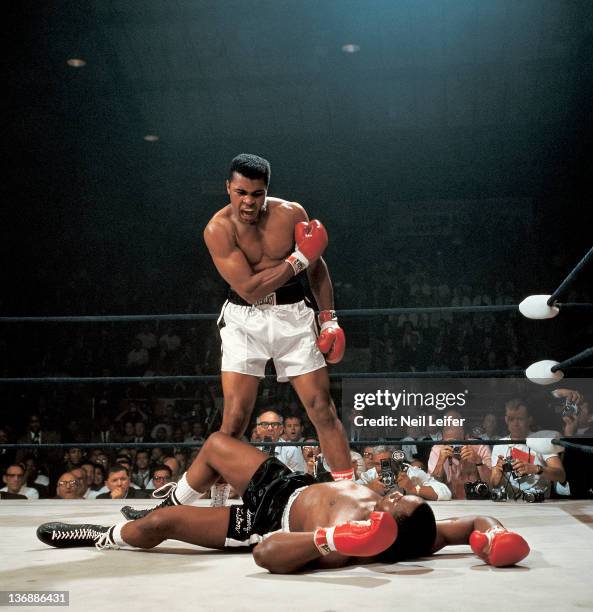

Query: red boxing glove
[[469, 527, 530, 567], [285, 220, 328, 275], [314, 511, 398, 557], [316, 310, 346, 364]]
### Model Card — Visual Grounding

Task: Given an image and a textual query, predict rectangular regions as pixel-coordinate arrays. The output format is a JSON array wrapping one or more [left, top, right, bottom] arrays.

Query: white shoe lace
[[95, 531, 119, 551], [49, 525, 118, 551], [152, 482, 177, 499], [51, 526, 107, 542]]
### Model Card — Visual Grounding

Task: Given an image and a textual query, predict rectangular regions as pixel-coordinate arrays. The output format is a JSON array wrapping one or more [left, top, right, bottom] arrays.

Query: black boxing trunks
[[226, 275, 305, 307], [224, 457, 314, 548]]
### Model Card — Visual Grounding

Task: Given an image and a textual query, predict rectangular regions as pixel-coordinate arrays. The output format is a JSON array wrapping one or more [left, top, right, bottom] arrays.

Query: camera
[[380, 458, 396, 488], [501, 457, 521, 480], [261, 436, 275, 457], [379, 451, 409, 489], [522, 489, 545, 503], [390, 450, 409, 477], [491, 487, 508, 502], [451, 445, 463, 459], [561, 400, 580, 419], [314, 456, 333, 482], [464, 480, 490, 500]]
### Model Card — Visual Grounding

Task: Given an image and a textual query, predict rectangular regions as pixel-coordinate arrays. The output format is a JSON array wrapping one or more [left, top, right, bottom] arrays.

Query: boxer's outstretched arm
[[432, 515, 502, 552], [253, 512, 397, 573], [252, 532, 349, 574]]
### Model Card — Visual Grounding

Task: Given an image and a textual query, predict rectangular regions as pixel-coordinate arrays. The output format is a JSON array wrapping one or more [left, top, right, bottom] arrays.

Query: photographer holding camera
[[555, 388, 593, 437], [428, 410, 492, 500], [358, 446, 451, 501], [491, 399, 565, 499], [553, 388, 593, 498]]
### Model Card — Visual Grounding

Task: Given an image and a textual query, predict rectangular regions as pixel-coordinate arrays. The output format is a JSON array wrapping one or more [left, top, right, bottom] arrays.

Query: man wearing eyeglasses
[[256, 410, 306, 473], [55, 472, 81, 500], [1, 464, 39, 499], [146, 466, 173, 491]]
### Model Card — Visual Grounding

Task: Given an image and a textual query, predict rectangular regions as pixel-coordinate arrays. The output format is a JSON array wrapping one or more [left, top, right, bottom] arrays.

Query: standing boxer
[[202, 153, 351, 478]]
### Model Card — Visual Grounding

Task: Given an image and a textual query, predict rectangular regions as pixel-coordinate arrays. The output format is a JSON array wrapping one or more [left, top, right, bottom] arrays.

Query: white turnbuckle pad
[[525, 360, 564, 385], [519, 295, 559, 320]]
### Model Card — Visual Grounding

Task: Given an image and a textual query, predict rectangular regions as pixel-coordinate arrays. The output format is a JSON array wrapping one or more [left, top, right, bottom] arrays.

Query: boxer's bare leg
[[121, 506, 232, 549], [185, 431, 268, 495], [220, 371, 261, 437], [290, 368, 352, 471]]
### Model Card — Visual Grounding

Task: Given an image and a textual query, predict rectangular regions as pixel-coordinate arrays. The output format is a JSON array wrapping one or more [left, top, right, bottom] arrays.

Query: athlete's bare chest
[[295, 484, 377, 532], [234, 218, 293, 269]]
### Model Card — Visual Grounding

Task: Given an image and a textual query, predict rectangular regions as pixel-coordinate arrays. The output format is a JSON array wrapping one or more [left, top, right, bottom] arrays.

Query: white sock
[[111, 521, 138, 549], [175, 473, 207, 506]]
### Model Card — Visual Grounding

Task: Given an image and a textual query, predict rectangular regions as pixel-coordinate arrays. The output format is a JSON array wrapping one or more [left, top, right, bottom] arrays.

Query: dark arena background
[[2, 2, 593, 611]]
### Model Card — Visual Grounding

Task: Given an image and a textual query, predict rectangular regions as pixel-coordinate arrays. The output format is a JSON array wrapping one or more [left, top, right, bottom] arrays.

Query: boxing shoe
[[37, 522, 112, 549], [121, 482, 178, 520], [469, 526, 530, 567], [314, 511, 398, 557]]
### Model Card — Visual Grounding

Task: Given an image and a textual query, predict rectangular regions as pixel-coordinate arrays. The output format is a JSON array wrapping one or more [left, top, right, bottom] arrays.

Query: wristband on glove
[[285, 251, 309, 275], [318, 309, 338, 327], [313, 512, 397, 558], [313, 527, 335, 556]]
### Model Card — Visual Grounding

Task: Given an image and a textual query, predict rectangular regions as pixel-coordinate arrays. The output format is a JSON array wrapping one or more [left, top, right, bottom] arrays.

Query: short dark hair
[[151, 464, 173, 479], [93, 463, 106, 480], [377, 502, 437, 563], [4, 464, 25, 476], [505, 398, 529, 414], [228, 153, 271, 186], [116, 455, 132, 468], [107, 464, 129, 477]]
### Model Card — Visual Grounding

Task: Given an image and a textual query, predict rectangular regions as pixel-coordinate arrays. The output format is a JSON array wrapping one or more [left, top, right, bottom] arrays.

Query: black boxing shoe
[[37, 522, 114, 549], [121, 482, 179, 520]]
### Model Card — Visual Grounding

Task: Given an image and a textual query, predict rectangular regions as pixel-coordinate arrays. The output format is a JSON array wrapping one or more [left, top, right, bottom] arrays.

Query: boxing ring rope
[[546, 245, 593, 306], [551, 347, 593, 373], [4, 439, 593, 458], [551, 438, 593, 455], [0, 439, 524, 451], [0, 370, 528, 385], [1, 302, 593, 324]]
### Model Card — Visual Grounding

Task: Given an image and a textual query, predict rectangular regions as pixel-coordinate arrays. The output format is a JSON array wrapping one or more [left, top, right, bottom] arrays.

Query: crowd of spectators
[[1, 386, 591, 501]]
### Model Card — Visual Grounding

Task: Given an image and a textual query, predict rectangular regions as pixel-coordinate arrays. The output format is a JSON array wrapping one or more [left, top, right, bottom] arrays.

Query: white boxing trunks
[[281, 485, 308, 532], [218, 299, 326, 382]]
